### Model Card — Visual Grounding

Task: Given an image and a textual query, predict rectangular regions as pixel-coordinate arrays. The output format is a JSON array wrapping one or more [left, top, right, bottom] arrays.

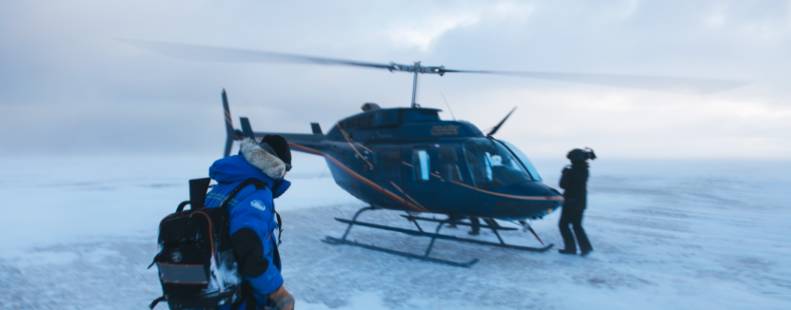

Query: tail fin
[[239, 117, 255, 139], [311, 122, 323, 135], [222, 89, 242, 157], [219, 90, 326, 156]]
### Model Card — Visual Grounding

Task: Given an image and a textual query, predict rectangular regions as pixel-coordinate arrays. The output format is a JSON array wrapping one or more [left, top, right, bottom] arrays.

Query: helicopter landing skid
[[323, 236, 479, 268], [322, 207, 552, 268]]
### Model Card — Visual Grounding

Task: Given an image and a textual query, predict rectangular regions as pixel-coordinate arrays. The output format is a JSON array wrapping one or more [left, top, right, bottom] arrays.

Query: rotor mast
[[391, 61, 445, 108]]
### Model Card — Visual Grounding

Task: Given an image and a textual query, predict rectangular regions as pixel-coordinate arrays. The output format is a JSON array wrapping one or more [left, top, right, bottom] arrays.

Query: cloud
[[442, 86, 791, 159], [384, 2, 536, 52], [387, 14, 481, 52], [0, 0, 789, 159]]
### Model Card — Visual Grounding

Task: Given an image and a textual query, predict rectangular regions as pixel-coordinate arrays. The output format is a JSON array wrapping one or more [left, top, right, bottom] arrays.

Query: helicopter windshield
[[462, 139, 538, 187], [496, 140, 543, 181]]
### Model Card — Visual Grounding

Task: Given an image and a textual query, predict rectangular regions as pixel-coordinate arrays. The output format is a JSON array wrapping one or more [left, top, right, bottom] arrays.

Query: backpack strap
[[218, 178, 267, 210], [217, 178, 285, 250], [218, 178, 282, 245]]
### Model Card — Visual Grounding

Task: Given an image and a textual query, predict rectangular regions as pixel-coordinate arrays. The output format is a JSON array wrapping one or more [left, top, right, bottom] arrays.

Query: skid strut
[[323, 207, 553, 268]]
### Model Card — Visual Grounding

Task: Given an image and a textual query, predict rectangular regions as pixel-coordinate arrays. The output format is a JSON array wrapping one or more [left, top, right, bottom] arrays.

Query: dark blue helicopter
[[223, 91, 561, 266], [134, 41, 742, 266], [227, 97, 562, 219]]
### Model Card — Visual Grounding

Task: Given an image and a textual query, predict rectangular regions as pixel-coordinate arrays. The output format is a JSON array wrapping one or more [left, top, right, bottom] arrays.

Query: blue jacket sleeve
[[228, 187, 283, 296]]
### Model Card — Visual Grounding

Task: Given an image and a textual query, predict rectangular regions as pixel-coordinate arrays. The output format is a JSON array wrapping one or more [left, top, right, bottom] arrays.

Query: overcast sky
[[1, 0, 790, 159]]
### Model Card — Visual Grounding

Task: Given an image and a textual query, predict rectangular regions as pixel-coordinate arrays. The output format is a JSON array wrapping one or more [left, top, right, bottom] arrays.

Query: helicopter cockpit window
[[463, 139, 536, 187], [412, 149, 431, 182]]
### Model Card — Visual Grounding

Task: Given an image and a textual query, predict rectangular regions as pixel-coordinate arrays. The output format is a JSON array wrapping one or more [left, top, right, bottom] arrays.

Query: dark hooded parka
[[558, 149, 593, 254]]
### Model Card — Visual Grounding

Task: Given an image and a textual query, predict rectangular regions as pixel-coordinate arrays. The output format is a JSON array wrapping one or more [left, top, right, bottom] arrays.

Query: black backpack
[[149, 178, 265, 309]]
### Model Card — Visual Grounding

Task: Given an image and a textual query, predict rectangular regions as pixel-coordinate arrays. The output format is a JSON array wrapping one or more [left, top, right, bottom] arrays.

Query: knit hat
[[567, 148, 596, 163], [260, 135, 292, 171]]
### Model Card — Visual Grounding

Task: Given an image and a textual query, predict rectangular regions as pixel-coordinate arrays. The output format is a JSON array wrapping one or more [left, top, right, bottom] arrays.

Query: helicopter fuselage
[[286, 107, 563, 220]]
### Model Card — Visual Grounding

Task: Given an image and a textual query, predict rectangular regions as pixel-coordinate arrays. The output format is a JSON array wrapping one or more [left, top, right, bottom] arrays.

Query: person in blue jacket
[[204, 135, 295, 310]]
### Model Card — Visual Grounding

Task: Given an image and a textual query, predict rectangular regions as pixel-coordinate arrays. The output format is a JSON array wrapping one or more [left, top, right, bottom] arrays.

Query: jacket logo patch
[[250, 200, 267, 211]]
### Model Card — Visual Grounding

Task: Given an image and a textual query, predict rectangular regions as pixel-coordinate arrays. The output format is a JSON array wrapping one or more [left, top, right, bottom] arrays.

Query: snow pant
[[558, 204, 592, 252], [470, 217, 481, 235]]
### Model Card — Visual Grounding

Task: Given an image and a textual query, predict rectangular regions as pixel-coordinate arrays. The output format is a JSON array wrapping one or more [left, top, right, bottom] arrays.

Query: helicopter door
[[437, 145, 464, 182], [372, 146, 402, 184]]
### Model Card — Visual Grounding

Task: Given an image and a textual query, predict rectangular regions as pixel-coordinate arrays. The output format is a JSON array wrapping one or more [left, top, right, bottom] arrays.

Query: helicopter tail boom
[[253, 131, 326, 156], [221, 90, 326, 157]]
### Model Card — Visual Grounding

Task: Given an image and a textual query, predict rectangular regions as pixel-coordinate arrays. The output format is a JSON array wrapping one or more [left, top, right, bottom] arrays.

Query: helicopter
[[134, 41, 743, 267]]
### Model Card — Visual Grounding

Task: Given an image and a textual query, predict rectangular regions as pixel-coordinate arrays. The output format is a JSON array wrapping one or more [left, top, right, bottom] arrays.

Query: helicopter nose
[[504, 182, 564, 203], [494, 182, 563, 219], [522, 182, 561, 197], [546, 186, 562, 197]]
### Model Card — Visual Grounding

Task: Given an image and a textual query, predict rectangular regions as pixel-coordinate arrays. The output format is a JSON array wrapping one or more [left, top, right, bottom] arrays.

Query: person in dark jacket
[[558, 148, 596, 256], [205, 135, 295, 310]]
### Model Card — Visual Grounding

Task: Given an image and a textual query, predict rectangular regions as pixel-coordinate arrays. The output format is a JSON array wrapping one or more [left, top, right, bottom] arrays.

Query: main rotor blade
[[127, 40, 395, 70], [127, 40, 746, 93], [487, 106, 517, 137], [442, 68, 745, 93]]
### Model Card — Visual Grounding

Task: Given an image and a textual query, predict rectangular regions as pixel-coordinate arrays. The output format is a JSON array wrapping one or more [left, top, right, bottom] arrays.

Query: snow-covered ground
[[1, 153, 789, 309]]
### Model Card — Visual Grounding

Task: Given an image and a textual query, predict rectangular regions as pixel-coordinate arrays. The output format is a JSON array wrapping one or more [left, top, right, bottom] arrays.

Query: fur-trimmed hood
[[240, 138, 288, 180], [208, 139, 291, 198]]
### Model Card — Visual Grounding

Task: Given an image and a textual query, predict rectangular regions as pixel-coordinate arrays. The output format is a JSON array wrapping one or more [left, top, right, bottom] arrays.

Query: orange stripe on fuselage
[[449, 179, 563, 201], [289, 143, 426, 212], [289, 142, 561, 211], [401, 160, 563, 202]]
